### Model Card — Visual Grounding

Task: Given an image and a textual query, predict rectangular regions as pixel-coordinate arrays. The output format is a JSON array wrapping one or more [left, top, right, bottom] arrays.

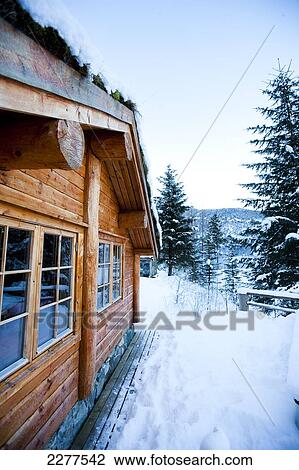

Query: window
[[97, 242, 122, 310], [0, 218, 77, 380], [0, 224, 33, 378], [112, 245, 122, 301], [38, 232, 75, 352]]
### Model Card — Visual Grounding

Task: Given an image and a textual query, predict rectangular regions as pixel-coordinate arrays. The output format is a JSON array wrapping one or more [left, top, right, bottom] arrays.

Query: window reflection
[[0, 317, 25, 371], [61, 237, 72, 266], [38, 305, 55, 347], [2, 273, 28, 321], [59, 269, 72, 300], [57, 300, 70, 334], [40, 270, 57, 306], [5, 227, 31, 271], [42, 234, 59, 268]]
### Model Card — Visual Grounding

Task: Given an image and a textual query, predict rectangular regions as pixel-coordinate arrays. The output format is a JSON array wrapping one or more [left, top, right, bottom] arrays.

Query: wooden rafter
[[119, 211, 148, 229], [90, 131, 132, 162], [0, 117, 84, 170]]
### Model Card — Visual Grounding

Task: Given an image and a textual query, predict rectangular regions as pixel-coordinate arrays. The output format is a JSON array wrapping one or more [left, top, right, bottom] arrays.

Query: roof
[[0, 15, 159, 256]]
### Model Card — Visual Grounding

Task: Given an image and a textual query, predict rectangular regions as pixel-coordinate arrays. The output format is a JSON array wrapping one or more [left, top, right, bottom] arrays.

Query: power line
[[179, 24, 276, 179]]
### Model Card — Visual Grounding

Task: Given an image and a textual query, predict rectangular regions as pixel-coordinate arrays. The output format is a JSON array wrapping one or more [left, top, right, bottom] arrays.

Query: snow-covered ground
[[114, 271, 299, 450]]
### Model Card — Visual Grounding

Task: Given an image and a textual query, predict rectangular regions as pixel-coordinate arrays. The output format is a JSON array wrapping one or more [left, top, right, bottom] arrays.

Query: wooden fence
[[238, 288, 299, 316]]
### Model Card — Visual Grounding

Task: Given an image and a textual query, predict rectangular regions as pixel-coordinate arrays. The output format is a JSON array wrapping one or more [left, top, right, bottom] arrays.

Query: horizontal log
[[119, 211, 148, 229], [0, 117, 84, 170], [0, 18, 133, 125], [90, 131, 132, 161], [24, 384, 78, 450], [0, 352, 78, 446], [0, 339, 80, 419], [134, 248, 154, 256], [0, 184, 85, 225]]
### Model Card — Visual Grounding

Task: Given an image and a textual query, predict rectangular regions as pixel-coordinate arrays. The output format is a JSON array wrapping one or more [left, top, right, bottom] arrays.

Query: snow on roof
[[19, 0, 127, 95]]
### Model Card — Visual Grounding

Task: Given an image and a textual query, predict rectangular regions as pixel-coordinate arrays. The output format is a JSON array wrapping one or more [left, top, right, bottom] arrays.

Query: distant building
[[140, 257, 158, 278]]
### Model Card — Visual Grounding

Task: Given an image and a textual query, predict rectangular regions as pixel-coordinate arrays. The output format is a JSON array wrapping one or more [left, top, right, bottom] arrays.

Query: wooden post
[[0, 117, 84, 170], [133, 253, 141, 323], [238, 290, 249, 312], [79, 148, 101, 400]]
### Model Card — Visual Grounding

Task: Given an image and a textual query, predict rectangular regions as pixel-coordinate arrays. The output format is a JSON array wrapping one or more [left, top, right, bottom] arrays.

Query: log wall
[[0, 160, 134, 449], [0, 165, 86, 226]]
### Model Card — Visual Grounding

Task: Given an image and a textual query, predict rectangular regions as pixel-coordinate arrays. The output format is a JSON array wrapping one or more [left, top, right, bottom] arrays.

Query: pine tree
[[223, 236, 241, 304], [156, 165, 195, 276], [188, 208, 201, 282], [205, 214, 225, 268], [197, 213, 225, 297], [242, 66, 299, 289]]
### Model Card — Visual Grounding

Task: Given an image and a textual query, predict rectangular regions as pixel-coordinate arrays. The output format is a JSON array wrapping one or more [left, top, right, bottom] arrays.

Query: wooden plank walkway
[[71, 330, 158, 450]]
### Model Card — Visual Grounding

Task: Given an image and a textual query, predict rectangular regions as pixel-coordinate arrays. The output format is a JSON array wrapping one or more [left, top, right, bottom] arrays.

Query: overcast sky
[[40, 0, 299, 208]]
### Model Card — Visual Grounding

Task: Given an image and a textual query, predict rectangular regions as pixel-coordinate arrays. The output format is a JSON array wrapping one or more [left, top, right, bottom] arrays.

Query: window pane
[[40, 270, 57, 306], [103, 285, 110, 306], [57, 300, 70, 335], [113, 245, 120, 263], [97, 286, 104, 310], [61, 237, 72, 266], [0, 317, 25, 373], [98, 265, 104, 286], [38, 305, 55, 347], [104, 244, 110, 262], [59, 268, 72, 300], [99, 244, 105, 264], [113, 263, 120, 282], [0, 226, 4, 270], [104, 265, 110, 284], [5, 228, 31, 271], [113, 281, 121, 301], [42, 234, 59, 268], [2, 273, 28, 321]]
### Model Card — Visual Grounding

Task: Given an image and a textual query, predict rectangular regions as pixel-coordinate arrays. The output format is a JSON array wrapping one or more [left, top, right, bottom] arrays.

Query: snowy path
[[113, 272, 299, 450]]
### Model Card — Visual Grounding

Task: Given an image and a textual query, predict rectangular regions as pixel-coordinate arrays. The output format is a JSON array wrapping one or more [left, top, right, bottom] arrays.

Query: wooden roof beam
[[0, 117, 84, 170], [90, 131, 132, 162], [119, 211, 148, 229], [134, 249, 154, 256]]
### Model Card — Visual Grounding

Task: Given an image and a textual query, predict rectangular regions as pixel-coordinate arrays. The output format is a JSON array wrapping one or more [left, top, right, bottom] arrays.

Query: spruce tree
[[205, 214, 225, 268], [188, 209, 201, 282], [223, 236, 241, 304], [198, 213, 225, 294], [156, 165, 195, 276], [242, 66, 299, 289]]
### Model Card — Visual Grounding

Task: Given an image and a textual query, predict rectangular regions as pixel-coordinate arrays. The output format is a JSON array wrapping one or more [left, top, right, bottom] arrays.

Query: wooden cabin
[[0, 17, 158, 449]]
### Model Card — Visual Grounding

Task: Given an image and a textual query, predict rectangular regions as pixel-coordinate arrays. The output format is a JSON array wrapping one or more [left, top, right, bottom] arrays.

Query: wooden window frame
[[0, 217, 38, 380], [97, 240, 123, 313], [0, 216, 77, 381], [33, 227, 76, 356]]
